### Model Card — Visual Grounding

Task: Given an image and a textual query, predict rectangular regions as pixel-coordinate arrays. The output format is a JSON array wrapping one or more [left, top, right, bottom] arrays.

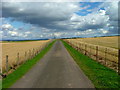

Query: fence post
[[83, 43, 84, 53], [96, 46, 98, 61], [33, 48, 35, 58], [17, 53, 19, 66], [36, 50, 38, 55], [118, 49, 120, 75], [81, 43, 82, 53], [36, 49, 38, 55], [105, 48, 107, 65], [39, 47, 40, 52], [6, 55, 9, 74], [76, 42, 78, 50], [90, 45, 91, 57], [85, 44, 87, 55], [77, 43, 79, 51], [25, 51, 27, 61], [29, 50, 31, 59], [68, 40, 70, 44], [79, 43, 81, 51]]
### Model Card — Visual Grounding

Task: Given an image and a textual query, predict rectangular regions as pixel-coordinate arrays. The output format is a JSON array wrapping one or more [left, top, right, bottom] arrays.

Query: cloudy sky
[[0, 0, 119, 40]]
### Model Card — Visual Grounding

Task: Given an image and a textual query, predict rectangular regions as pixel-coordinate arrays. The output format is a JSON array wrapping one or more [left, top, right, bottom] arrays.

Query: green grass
[[0, 80, 2, 90], [62, 40, 120, 89], [2, 40, 56, 88]]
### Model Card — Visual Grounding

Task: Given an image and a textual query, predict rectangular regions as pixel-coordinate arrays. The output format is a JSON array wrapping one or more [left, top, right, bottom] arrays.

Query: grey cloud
[[1, 2, 119, 39], [2, 2, 80, 31]]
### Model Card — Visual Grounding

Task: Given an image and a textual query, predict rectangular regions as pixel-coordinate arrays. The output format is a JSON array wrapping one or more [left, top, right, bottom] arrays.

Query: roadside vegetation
[[62, 40, 119, 88], [2, 40, 56, 88]]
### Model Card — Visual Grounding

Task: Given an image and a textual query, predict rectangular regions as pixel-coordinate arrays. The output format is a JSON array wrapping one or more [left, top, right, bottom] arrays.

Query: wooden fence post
[[85, 44, 87, 55], [118, 49, 120, 75], [33, 48, 35, 58], [90, 45, 91, 57], [39, 47, 40, 53], [83, 43, 84, 53], [36, 49, 38, 55], [29, 50, 31, 59], [17, 53, 19, 66], [72, 42, 73, 48], [6, 55, 9, 74], [34, 49, 36, 56], [25, 51, 27, 61], [79, 43, 81, 51], [96, 46, 98, 61], [76, 42, 78, 50], [81, 43, 83, 53], [77, 43, 79, 51], [104, 48, 107, 65]]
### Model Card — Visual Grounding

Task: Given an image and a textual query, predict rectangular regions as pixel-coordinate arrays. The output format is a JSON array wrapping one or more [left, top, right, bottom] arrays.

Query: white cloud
[[99, 29, 109, 34], [70, 10, 109, 30], [0, 31, 3, 34], [25, 31, 31, 34], [1, 23, 13, 30], [7, 30, 31, 38], [54, 32, 63, 37], [1, 2, 119, 39], [0, 31, 3, 38], [101, 2, 118, 21], [8, 31, 18, 36], [99, 9, 106, 15], [100, 2, 118, 35]]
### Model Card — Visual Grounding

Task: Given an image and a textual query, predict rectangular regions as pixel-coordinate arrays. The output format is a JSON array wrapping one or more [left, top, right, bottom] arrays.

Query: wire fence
[[1, 40, 52, 77], [64, 39, 119, 72]]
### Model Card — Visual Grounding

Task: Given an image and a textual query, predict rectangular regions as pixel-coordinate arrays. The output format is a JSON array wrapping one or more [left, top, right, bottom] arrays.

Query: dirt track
[[11, 41, 95, 88]]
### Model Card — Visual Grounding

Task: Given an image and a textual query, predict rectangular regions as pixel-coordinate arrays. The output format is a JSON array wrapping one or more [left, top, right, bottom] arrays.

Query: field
[[64, 36, 119, 71], [1, 40, 50, 73], [75, 36, 119, 49]]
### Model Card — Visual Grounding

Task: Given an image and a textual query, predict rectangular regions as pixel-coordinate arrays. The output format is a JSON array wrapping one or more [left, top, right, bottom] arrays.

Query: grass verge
[[2, 40, 56, 88], [62, 40, 119, 88]]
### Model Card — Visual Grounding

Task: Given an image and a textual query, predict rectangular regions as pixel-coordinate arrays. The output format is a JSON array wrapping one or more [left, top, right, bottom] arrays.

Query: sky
[[0, 0, 119, 40]]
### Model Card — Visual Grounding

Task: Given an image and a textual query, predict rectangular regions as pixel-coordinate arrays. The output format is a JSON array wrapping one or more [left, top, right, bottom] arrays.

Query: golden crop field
[[65, 36, 119, 71], [1, 40, 50, 73], [75, 36, 119, 49]]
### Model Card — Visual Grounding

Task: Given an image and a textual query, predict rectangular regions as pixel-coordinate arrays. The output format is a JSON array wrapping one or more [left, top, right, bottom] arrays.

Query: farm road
[[11, 41, 95, 88]]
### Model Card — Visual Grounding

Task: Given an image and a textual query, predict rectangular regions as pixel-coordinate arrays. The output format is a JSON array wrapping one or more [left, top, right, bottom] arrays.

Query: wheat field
[[1, 40, 50, 72], [75, 36, 119, 49], [64, 36, 119, 71]]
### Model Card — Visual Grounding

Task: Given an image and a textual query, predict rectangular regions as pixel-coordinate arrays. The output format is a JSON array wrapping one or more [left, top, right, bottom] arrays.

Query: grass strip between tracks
[[2, 40, 56, 88], [62, 40, 119, 89]]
